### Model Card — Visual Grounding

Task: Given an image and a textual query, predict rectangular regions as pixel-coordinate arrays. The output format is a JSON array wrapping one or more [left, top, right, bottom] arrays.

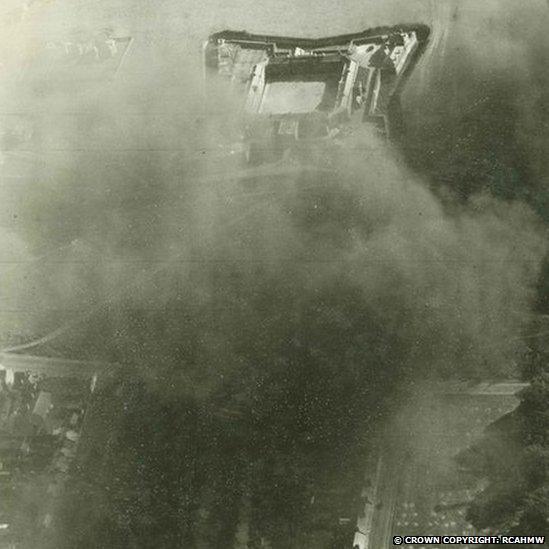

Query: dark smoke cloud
[[0, 0, 547, 404], [2, 122, 544, 396]]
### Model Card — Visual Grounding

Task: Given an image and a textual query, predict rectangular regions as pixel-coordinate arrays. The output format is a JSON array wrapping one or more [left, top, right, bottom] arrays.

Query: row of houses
[[0, 351, 118, 544]]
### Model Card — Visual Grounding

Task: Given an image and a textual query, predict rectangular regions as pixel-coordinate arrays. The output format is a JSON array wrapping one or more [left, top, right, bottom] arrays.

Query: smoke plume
[[0, 0, 547, 402]]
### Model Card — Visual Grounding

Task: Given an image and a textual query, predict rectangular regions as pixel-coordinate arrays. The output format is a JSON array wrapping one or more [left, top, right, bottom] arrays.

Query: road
[[367, 449, 402, 549]]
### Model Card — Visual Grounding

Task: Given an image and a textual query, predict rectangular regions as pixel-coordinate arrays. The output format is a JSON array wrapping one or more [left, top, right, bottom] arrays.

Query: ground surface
[[370, 389, 522, 549]]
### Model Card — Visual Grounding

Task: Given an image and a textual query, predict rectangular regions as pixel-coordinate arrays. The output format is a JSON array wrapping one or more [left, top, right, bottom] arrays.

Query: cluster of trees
[[50, 372, 371, 549]]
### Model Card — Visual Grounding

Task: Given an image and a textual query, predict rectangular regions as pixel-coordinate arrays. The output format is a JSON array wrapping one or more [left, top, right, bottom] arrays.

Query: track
[[367, 444, 403, 549]]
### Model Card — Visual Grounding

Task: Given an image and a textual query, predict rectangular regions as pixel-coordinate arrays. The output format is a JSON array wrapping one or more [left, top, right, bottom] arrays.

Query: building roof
[[0, 352, 117, 378], [420, 379, 528, 397]]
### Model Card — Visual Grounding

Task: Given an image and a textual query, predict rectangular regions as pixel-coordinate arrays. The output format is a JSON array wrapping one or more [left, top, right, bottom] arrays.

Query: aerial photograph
[[0, 0, 547, 548]]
